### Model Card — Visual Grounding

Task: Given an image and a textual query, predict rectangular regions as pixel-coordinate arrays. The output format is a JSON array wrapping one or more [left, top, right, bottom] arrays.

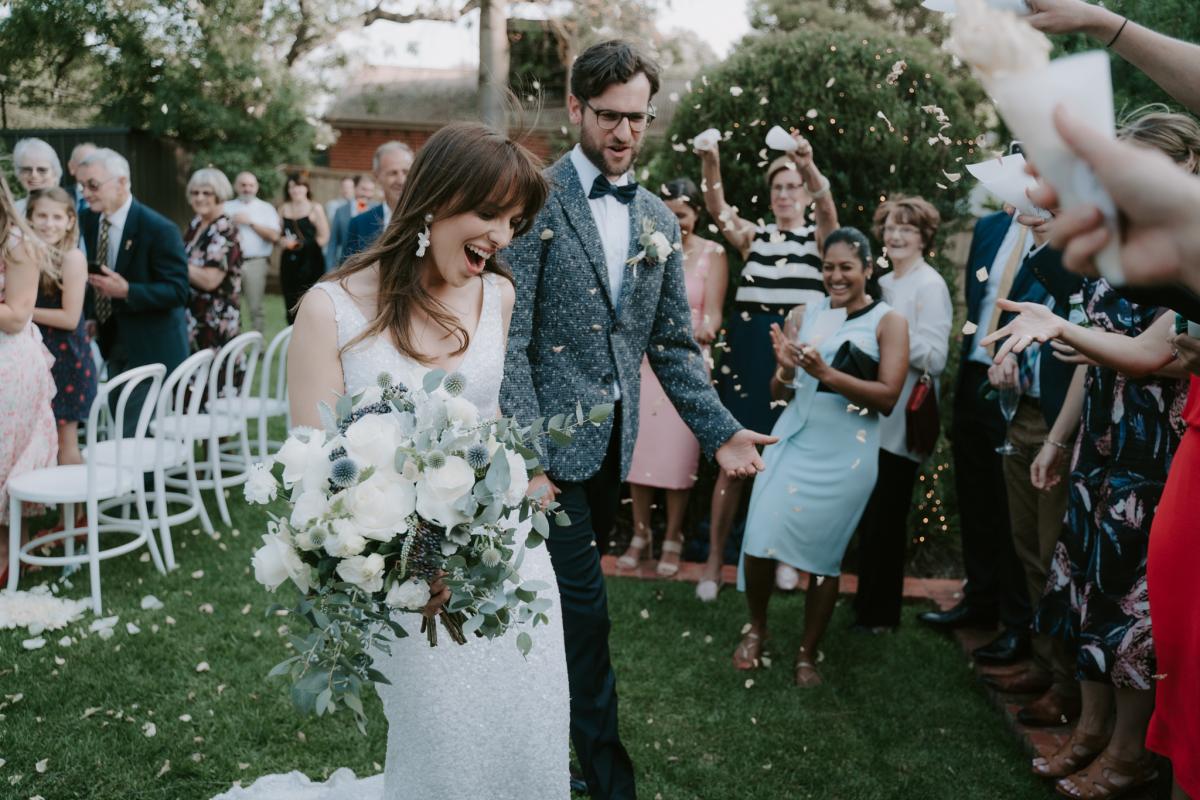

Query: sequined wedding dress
[[216, 273, 570, 799]]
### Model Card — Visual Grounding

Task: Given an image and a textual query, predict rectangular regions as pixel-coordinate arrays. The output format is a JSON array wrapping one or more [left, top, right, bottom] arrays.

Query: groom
[[501, 40, 775, 799]]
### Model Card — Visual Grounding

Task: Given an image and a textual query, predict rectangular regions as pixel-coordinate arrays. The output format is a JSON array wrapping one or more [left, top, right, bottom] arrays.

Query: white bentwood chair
[[209, 325, 292, 461], [88, 349, 216, 571], [7, 364, 168, 614], [154, 331, 263, 527]]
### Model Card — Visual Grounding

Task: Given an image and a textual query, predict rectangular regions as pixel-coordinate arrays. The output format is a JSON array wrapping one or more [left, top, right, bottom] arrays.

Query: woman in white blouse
[[852, 195, 953, 632]]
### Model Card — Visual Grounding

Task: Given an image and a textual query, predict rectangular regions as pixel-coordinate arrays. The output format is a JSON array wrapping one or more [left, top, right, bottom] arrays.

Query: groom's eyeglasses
[[583, 99, 657, 132]]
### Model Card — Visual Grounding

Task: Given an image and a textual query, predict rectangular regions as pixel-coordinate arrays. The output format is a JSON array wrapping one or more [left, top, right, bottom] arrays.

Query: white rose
[[325, 518, 368, 557], [335, 553, 386, 593], [416, 455, 476, 529], [243, 461, 278, 504], [344, 413, 402, 473], [385, 577, 431, 610], [443, 396, 479, 429], [275, 428, 331, 492], [649, 231, 672, 259], [345, 472, 416, 540], [290, 488, 331, 528], [503, 450, 529, 506], [251, 532, 310, 593]]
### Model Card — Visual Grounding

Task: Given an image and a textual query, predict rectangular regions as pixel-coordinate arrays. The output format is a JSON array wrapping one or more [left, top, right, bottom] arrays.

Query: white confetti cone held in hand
[[950, 0, 1124, 284], [693, 127, 721, 152], [922, 0, 1029, 14], [765, 125, 798, 152], [965, 153, 1049, 218]]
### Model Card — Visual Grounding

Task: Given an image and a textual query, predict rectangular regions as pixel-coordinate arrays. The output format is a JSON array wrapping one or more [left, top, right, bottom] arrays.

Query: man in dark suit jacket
[[342, 141, 413, 262], [324, 175, 376, 271], [919, 210, 1033, 648], [77, 148, 189, 429]]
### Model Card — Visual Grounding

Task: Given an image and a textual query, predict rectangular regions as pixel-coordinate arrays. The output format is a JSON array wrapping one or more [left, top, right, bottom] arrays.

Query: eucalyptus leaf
[[335, 393, 354, 421], [548, 428, 573, 446], [516, 631, 533, 657], [554, 510, 571, 527], [422, 368, 446, 394], [531, 511, 549, 537], [588, 403, 615, 424]]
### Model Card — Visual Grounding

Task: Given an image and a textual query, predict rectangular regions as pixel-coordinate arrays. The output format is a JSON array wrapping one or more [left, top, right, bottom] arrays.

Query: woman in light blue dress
[[733, 227, 910, 687]]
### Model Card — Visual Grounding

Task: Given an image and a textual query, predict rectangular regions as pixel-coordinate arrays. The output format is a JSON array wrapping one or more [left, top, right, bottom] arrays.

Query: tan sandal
[[616, 535, 648, 570], [732, 629, 765, 670], [656, 539, 682, 577], [1032, 728, 1109, 779], [794, 647, 823, 688], [1055, 751, 1159, 799]]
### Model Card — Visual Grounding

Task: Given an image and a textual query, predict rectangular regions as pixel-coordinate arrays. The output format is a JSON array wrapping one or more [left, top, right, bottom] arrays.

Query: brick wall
[[329, 125, 561, 170]]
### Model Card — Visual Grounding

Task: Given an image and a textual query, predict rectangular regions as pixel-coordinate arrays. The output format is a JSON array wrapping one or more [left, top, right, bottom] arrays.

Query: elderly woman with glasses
[[183, 168, 242, 378], [12, 138, 63, 214]]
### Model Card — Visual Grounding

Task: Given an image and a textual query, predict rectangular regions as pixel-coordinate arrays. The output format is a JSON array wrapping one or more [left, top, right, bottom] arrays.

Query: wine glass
[[783, 304, 806, 342], [995, 383, 1021, 455]]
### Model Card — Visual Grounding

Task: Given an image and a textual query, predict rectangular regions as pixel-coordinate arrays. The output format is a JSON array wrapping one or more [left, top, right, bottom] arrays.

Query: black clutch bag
[[817, 340, 879, 393]]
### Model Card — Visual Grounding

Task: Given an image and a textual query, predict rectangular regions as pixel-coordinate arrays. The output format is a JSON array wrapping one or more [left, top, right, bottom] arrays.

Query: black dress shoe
[[569, 777, 589, 795], [917, 602, 998, 631], [972, 629, 1032, 665]]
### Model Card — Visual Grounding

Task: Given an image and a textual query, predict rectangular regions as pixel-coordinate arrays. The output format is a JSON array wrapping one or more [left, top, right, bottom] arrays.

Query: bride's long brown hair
[[328, 122, 548, 364]]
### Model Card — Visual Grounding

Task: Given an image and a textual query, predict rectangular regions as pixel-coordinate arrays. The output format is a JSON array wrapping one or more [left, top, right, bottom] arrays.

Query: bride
[[219, 123, 568, 799]]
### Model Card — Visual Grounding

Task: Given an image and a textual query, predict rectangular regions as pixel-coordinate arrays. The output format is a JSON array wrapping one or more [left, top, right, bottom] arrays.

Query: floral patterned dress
[[0, 256, 58, 512], [184, 213, 242, 394], [1034, 279, 1188, 689], [36, 281, 97, 424]]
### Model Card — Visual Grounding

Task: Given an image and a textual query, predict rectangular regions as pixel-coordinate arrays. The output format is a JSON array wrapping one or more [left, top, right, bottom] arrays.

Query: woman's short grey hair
[[187, 167, 234, 201], [13, 138, 63, 182], [80, 148, 131, 181]]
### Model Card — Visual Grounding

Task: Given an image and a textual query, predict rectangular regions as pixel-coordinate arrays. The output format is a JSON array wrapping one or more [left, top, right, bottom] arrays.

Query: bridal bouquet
[[244, 368, 610, 731]]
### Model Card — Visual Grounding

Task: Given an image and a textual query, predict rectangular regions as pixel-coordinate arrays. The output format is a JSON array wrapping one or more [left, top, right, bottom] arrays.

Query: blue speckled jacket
[[500, 154, 741, 482]]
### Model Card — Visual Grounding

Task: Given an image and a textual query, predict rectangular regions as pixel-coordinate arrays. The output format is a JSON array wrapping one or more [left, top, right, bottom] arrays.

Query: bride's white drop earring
[[416, 213, 432, 257]]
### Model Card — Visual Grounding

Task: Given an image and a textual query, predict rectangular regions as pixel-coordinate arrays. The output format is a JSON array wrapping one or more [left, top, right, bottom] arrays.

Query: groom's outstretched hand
[[715, 429, 778, 479]]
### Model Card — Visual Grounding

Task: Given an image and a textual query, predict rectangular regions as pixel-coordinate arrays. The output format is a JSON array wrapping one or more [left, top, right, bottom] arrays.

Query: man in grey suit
[[501, 40, 774, 800]]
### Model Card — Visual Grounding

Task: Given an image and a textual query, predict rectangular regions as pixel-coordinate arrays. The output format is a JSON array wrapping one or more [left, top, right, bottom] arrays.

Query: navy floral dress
[[35, 282, 97, 423], [1034, 279, 1188, 689], [184, 214, 242, 395]]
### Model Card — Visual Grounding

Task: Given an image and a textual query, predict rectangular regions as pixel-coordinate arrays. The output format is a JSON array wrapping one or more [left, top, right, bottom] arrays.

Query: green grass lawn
[[0, 294, 1046, 799]]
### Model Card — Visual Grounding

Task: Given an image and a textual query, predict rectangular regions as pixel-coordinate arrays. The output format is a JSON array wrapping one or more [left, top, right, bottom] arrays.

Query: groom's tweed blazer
[[501, 153, 742, 483]]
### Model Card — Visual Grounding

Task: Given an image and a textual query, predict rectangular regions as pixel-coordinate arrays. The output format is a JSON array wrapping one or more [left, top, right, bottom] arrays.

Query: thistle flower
[[376, 372, 393, 390], [465, 442, 491, 470], [443, 371, 467, 397], [425, 450, 447, 470], [330, 457, 359, 488], [481, 547, 502, 568]]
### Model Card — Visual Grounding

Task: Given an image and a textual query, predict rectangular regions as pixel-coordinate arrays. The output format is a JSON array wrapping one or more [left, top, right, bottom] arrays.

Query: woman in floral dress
[[1027, 277, 1187, 796], [183, 168, 242, 394]]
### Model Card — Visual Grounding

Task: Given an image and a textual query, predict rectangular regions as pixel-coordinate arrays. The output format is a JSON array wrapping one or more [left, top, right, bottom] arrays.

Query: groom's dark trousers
[[547, 410, 636, 800]]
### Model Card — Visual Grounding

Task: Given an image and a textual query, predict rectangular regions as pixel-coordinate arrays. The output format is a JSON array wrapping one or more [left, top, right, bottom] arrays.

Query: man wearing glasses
[[502, 39, 774, 800], [12, 138, 63, 215], [76, 148, 189, 429]]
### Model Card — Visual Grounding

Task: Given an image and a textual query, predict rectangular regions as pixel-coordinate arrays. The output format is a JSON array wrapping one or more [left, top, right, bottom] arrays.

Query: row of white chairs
[[6, 326, 293, 614]]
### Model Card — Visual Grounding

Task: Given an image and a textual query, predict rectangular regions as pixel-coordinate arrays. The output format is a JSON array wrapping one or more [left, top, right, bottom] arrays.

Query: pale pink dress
[[627, 239, 720, 490], [0, 256, 58, 513]]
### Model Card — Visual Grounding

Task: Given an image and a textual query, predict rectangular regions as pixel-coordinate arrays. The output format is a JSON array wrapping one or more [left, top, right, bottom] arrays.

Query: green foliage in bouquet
[[247, 370, 612, 733]]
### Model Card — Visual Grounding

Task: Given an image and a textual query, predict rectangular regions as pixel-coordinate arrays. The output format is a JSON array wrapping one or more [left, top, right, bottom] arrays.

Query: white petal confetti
[[21, 637, 46, 651], [140, 595, 164, 611], [729, 86, 743, 96], [143, 722, 157, 737], [195, 662, 210, 673], [35, 758, 48, 773], [962, 321, 979, 336]]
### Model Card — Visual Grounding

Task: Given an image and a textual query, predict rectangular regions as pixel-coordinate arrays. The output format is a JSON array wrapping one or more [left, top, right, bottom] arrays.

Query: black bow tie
[[588, 174, 638, 205]]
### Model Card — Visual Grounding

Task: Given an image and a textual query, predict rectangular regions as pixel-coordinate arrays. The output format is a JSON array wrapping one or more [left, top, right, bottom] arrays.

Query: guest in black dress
[[27, 187, 97, 465], [278, 172, 329, 324]]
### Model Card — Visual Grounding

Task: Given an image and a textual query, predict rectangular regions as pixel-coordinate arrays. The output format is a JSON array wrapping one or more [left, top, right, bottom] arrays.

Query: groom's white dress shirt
[[570, 144, 632, 401]]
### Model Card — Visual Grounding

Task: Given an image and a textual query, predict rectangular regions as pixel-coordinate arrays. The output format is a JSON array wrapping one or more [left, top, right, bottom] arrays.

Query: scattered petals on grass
[[21, 638, 45, 651], [195, 662, 210, 673], [156, 760, 170, 778], [140, 595, 164, 611], [142, 722, 157, 737]]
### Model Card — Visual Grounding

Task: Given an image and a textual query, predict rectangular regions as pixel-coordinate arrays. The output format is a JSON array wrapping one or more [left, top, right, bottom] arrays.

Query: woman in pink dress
[[618, 178, 728, 576], [0, 178, 58, 584]]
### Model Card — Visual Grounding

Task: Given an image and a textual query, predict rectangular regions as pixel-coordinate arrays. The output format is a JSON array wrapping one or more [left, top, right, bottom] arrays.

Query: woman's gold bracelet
[[1045, 438, 1071, 451]]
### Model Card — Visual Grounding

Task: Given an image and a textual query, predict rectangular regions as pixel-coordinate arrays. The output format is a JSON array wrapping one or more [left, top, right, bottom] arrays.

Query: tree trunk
[[478, 0, 509, 132]]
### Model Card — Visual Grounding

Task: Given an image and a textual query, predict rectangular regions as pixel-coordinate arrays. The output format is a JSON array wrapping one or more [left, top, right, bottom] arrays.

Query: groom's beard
[[580, 124, 641, 179]]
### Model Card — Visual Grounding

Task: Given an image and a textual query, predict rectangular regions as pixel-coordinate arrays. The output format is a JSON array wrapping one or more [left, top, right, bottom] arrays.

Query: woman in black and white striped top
[[692, 131, 839, 601]]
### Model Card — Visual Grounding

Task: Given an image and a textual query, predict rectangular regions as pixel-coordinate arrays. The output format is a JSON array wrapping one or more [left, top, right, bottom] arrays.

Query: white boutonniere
[[626, 218, 673, 268]]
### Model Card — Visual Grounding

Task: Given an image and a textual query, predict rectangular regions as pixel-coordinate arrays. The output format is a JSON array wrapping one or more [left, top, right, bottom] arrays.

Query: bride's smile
[[422, 204, 526, 288]]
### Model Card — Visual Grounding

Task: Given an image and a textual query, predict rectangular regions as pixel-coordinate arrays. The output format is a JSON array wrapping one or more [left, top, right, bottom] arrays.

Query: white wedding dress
[[217, 274, 570, 799]]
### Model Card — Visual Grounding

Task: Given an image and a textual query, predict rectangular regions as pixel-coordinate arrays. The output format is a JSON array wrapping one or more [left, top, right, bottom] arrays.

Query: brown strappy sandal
[[732, 629, 765, 670], [794, 647, 823, 688], [1055, 751, 1160, 799], [1031, 729, 1109, 778]]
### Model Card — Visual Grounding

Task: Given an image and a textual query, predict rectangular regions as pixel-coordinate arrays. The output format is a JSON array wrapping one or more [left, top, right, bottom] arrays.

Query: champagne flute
[[995, 383, 1021, 455], [783, 304, 806, 342]]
